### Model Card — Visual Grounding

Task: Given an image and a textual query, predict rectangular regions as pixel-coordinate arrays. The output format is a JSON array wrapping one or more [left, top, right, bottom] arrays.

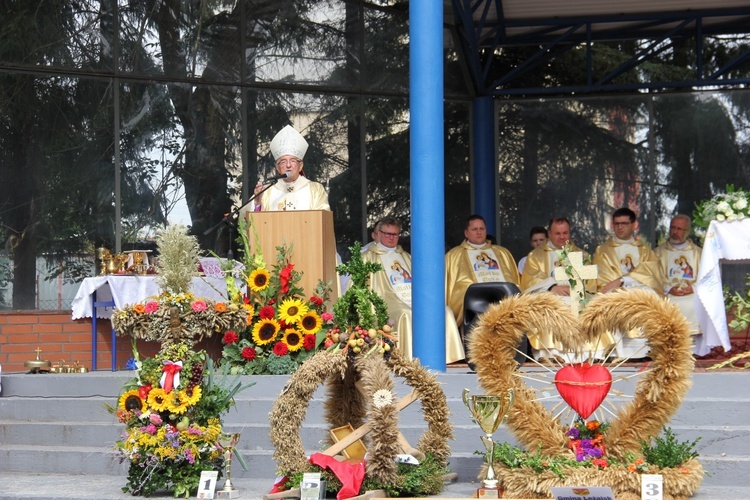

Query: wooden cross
[[554, 251, 598, 313]]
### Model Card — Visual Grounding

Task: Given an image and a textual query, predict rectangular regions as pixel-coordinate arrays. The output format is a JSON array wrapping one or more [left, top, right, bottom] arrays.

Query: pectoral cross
[[554, 251, 598, 314]]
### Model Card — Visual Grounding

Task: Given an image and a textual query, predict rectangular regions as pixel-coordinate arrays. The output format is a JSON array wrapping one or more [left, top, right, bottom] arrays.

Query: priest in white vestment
[[521, 216, 608, 361], [445, 214, 520, 326], [655, 214, 704, 354], [361, 217, 465, 363], [243, 125, 330, 215], [593, 207, 661, 359]]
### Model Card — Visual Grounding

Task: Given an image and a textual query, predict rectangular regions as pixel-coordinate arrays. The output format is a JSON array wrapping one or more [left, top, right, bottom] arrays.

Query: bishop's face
[[275, 155, 304, 182]]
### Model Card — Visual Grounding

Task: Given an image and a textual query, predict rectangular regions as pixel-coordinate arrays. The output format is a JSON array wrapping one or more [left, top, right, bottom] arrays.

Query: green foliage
[[640, 427, 700, 469], [492, 442, 584, 479], [333, 242, 390, 330], [725, 275, 750, 333]]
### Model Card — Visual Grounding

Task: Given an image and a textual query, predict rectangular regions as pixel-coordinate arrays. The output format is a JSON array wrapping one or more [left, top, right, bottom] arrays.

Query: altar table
[[695, 219, 750, 356], [71, 275, 233, 370]]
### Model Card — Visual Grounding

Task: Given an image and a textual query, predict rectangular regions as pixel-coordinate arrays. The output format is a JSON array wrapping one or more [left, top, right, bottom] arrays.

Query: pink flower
[[144, 301, 159, 314], [223, 331, 239, 344], [191, 300, 207, 312], [143, 424, 157, 435], [149, 414, 162, 425], [321, 312, 333, 322]]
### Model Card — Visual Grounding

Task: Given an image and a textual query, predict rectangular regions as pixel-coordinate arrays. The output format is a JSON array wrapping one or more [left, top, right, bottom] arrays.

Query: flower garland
[[219, 219, 334, 375], [112, 226, 247, 347], [693, 184, 750, 228], [111, 341, 254, 497]]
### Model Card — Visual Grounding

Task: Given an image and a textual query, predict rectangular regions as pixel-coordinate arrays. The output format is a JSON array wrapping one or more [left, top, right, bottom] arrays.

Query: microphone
[[266, 172, 290, 182]]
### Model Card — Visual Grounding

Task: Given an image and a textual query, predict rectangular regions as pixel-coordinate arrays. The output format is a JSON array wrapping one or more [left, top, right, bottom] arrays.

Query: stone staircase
[[1, 368, 749, 491]]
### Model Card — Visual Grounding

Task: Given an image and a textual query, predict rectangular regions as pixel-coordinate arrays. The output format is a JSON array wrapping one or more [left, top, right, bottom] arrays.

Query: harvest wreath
[[468, 289, 703, 499], [265, 246, 453, 498]]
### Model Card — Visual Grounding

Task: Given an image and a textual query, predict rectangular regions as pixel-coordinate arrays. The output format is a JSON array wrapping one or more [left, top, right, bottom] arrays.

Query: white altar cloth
[[71, 275, 233, 320], [695, 219, 750, 355]]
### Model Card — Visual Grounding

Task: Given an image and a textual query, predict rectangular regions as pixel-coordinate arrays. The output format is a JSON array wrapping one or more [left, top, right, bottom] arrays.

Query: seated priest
[[445, 214, 520, 326], [361, 217, 465, 363], [245, 125, 330, 214], [593, 207, 661, 359], [520, 216, 606, 361], [655, 214, 704, 355]]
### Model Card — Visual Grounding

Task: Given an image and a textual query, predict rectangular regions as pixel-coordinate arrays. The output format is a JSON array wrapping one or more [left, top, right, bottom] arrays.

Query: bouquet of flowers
[[112, 341, 254, 497], [566, 418, 609, 467], [219, 220, 334, 375], [693, 184, 750, 228]]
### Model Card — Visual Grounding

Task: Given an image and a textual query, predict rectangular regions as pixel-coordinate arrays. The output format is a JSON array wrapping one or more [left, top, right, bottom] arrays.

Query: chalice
[[462, 388, 515, 497], [217, 432, 241, 499]]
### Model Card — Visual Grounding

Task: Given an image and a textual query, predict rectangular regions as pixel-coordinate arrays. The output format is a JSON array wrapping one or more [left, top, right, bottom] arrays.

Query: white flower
[[717, 214, 726, 221], [734, 198, 748, 210], [740, 213, 746, 220], [725, 208, 735, 216], [372, 389, 395, 408], [716, 201, 731, 212], [727, 214, 737, 221]]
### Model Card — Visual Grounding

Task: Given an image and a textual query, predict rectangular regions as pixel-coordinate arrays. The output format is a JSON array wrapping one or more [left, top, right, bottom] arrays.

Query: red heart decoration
[[554, 363, 612, 419]]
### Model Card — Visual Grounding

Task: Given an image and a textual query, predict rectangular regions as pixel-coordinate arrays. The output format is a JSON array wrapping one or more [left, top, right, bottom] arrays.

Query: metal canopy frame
[[449, 1, 750, 96]]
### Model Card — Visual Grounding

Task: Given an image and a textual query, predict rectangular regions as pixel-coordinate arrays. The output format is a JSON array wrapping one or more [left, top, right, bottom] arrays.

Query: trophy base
[[216, 488, 240, 499], [476, 485, 503, 498]]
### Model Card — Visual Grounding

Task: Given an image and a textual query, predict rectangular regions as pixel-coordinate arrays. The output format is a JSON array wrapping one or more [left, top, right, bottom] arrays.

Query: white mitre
[[270, 125, 308, 161]]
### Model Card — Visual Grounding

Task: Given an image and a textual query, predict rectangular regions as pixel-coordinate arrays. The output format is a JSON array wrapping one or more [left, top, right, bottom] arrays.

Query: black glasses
[[379, 230, 399, 238]]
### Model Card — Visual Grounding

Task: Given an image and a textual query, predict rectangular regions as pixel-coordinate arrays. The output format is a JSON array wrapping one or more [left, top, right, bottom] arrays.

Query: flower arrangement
[[566, 418, 609, 465], [112, 226, 247, 346], [219, 220, 333, 375], [111, 341, 254, 497], [322, 242, 397, 360], [693, 184, 750, 228]]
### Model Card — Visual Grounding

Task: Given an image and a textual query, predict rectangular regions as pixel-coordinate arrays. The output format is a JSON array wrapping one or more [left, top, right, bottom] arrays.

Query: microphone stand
[[203, 179, 278, 259]]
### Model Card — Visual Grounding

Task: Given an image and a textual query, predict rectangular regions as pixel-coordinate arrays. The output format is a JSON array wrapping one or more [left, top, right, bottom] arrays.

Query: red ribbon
[[309, 453, 365, 500], [161, 363, 182, 393]]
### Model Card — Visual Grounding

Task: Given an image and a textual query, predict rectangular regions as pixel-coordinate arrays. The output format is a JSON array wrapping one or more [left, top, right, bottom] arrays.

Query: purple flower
[[184, 449, 195, 464], [581, 438, 592, 448], [566, 428, 580, 439]]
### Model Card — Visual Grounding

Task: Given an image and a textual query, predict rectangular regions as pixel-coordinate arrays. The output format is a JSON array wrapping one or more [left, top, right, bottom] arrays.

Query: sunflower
[[168, 388, 200, 415], [248, 268, 271, 292], [118, 390, 145, 413], [277, 298, 308, 325], [282, 328, 304, 352], [298, 311, 323, 335], [252, 318, 281, 345], [147, 387, 171, 412], [181, 386, 202, 406]]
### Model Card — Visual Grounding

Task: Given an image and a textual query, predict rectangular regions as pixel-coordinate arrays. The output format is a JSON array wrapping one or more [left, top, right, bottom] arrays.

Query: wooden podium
[[246, 210, 338, 297]]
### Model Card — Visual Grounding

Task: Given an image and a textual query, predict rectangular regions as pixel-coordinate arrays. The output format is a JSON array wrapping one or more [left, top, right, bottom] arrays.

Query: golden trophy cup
[[216, 432, 241, 499], [462, 388, 515, 498]]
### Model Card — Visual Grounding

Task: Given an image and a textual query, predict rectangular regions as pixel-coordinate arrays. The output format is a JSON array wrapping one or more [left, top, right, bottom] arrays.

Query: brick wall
[[0, 311, 225, 373]]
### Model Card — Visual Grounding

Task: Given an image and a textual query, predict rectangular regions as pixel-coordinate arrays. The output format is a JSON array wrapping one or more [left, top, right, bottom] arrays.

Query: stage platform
[[1, 365, 749, 499]]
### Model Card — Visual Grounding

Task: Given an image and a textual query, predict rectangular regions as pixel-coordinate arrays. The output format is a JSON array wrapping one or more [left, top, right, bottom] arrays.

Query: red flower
[[279, 264, 294, 294], [138, 383, 152, 400], [241, 347, 257, 361], [273, 341, 289, 356], [309, 296, 324, 306], [303, 334, 316, 350], [243, 294, 251, 304], [223, 331, 239, 344], [259, 306, 275, 319]]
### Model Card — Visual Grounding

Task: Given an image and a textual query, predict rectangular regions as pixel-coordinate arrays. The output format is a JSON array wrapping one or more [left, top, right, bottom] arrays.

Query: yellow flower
[[147, 387, 171, 412], [282, 328, 304, 352], [298, 311, 323, 335], [277, 298, 308, 325], [118, 390, 145, 413], [252, 318, 280, 345], [178, 386, 202, 407], [248, 269, 271, 292], [167, 392, 190, 415]]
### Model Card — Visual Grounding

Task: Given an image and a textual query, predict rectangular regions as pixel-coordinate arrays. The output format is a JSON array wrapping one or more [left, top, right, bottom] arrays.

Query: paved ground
[[1, 473, 749, 499]]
